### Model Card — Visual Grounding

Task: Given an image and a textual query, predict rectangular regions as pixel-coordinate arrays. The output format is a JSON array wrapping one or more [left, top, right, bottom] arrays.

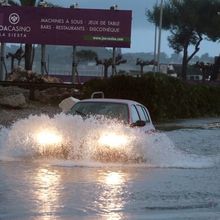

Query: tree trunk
[[180, 33, 203, 81], [11, 57, 14, 72], [202, 68, 206, 82], [181, 45, 188, 80], [141, 65, 144, 75], [25, 44, 33, 70], [104, 65, 108, 79]]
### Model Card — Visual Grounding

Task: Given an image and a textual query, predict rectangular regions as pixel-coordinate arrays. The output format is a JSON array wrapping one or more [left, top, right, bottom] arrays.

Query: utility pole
[[157, 0, 163, 73]]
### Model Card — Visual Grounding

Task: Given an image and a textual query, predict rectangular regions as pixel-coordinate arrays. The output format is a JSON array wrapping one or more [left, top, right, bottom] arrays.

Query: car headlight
[[98, 133, 129, 149], [35, 129, 63, 146]]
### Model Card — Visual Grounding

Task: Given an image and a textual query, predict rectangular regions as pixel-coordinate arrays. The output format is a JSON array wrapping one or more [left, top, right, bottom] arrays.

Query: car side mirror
[[130, 120, 146, 127]]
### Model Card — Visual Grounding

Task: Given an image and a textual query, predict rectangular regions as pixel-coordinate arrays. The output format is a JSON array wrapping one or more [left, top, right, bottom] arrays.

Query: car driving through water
[[69, 95, 155, 132], [35, 92, 156, 162]]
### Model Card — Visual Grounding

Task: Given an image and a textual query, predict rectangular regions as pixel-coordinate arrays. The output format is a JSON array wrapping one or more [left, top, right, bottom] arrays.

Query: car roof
[[78, 98, 142, 106]]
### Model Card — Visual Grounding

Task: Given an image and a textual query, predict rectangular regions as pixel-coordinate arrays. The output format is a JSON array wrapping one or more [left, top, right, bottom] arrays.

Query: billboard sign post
[[0, 6, 132, 48], [0, 6, 132, 81]]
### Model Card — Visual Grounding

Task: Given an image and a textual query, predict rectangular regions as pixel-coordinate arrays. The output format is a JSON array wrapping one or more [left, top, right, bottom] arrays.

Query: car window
[[131, 105, 140, 123], [136, 105, 150, 122], [136, 105, 146, 121], [70, 102, 129, 123], [142, 106, 150, 122]]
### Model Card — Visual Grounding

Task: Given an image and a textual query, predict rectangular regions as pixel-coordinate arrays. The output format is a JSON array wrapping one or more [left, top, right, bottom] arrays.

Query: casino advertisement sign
[[0, 6, 132, 48]]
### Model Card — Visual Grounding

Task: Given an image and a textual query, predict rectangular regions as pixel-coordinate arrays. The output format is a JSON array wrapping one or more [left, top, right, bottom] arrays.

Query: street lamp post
[[110, 5, 118, 76], [156, 0, 163, 73], [153, 0, 158, 74]]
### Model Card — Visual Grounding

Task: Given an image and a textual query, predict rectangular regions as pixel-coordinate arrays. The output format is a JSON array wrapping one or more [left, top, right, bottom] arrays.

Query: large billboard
[[0, 6, 132, 48]]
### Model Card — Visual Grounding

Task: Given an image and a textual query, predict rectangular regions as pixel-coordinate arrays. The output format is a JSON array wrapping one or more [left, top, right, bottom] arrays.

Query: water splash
[[0, 114, 215, 168]]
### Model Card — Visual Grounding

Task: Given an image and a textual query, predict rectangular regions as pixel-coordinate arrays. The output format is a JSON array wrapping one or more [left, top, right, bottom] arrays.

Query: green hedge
[[82, 74, 220, 121]]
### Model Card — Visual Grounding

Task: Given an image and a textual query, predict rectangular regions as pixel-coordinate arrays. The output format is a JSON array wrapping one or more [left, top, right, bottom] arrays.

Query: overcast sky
[[51, 0, 219, 56]]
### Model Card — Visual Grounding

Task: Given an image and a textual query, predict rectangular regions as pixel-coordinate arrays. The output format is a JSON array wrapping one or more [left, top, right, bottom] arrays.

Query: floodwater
[[0, 115, 219, 220]]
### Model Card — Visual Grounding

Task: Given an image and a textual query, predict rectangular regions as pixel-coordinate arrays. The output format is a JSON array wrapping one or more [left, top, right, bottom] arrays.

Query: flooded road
[[0, 116, 219, 220]]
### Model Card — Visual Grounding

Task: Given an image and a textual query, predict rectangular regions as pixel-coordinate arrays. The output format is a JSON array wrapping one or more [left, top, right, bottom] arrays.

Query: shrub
[[82, 74, 220, 121]]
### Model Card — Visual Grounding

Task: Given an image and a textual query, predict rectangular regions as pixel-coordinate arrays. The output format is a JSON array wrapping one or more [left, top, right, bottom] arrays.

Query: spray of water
[[0, 113, 215, 168]]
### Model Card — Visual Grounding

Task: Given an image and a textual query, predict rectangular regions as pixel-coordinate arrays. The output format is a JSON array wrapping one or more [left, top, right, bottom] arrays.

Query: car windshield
[[70, 101, 129, 123]]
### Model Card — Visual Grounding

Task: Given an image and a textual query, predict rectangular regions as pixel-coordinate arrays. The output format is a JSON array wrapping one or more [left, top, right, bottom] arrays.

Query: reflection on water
[[105, 172, 125, 185], [97, 171, 127, 220], [33, 168, 61, 219], [0, 117, 219, 220]]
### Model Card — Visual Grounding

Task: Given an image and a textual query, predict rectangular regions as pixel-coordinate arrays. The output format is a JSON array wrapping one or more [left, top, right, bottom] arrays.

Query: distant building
[[172, 64, 203, 80], [159, 64, 178, 77]]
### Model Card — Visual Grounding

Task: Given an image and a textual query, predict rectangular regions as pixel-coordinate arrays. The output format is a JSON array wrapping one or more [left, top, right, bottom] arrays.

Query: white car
[[35, 93, 155, 162], [67, 95, 155, 162], [69, 97, 155, 132]]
